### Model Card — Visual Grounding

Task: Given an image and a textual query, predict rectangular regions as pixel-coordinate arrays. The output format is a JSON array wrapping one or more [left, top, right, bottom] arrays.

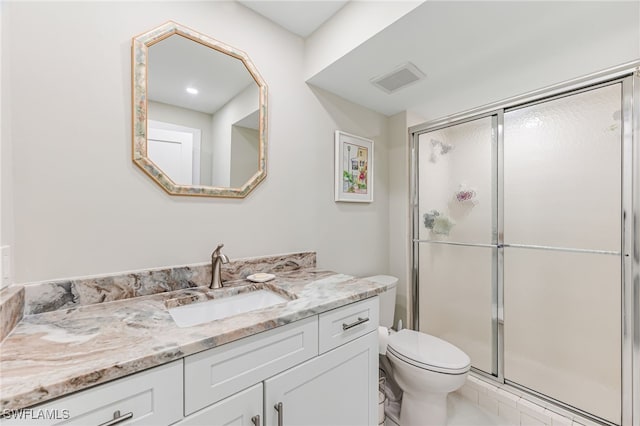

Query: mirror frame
[[132, 21, 268, 198]]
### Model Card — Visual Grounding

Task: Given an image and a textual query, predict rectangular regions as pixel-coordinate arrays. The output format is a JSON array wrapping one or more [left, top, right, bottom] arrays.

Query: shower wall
[[414, 81, 627, 424], [417, 117, 494, 374]]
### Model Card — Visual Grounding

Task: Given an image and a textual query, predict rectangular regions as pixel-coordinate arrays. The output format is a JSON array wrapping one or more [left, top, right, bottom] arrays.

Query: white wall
[[304, 0, 422, 80], [0, 0, 14, 289], [230, 126, 259, 188], [305, 86, 390, 276], [3, 1, 390, 284], [0, 1, 3, 251], [211, 83, 259, 187], [387, 111, 416, 328]]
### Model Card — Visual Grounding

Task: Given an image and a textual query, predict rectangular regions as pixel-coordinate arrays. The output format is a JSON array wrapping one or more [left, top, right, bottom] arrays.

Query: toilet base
[[399, 391, 447, 426]]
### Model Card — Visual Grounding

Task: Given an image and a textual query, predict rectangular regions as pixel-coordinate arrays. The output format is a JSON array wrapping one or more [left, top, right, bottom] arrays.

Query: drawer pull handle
[[98, 410, 133, 426], [274, 402, 283, 426], [251, 414, 261, 426], [342, 317, 369, 330]]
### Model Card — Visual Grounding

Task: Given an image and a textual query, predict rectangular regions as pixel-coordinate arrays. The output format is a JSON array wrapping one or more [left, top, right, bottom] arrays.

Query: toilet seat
[[387, 329, 471, 375]]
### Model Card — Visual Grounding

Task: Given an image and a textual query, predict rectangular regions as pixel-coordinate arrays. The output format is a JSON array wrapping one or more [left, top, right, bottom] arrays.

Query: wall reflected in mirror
[[147, 34, 259, 187], [132, 21, 267, 197]]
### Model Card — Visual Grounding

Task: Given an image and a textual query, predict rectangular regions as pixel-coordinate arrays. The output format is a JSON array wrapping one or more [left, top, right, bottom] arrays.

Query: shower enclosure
[[410, 66, 639, 426]]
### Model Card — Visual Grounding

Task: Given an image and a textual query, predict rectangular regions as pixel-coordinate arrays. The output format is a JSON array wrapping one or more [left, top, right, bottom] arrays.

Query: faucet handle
[[212, 243, 225, 258], [210, 243, 228, 289]]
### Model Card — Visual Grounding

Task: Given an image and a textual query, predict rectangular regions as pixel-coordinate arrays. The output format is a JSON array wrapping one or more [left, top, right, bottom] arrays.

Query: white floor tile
[[545, 409, 572, 426], [517, 398, 552, 424], [498, 402, 521, 426], [521, 413, 549, 426], [457, 385, 480, 404], [447, 392, 512, 426], [479, 392, 500, 416], [495, 388, 520, 408]]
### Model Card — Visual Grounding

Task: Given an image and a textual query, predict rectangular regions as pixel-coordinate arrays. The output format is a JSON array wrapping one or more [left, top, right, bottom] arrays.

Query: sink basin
[[168, 289, 289, 327]]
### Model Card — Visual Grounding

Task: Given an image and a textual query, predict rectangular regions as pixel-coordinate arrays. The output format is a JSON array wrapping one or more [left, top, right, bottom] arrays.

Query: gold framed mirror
[[132, 21, 268, 197]]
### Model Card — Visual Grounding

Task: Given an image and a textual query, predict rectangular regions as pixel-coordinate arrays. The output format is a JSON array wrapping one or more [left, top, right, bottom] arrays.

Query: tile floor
[[384, 377, 602, 426], [383, 392, 510, 426], [448, 392, 513, 426], [455, 376, 600, 426]]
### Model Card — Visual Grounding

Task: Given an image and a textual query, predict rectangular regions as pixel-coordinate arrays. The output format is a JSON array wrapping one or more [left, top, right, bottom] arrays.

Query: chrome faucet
[[210, 244, 230, 289]]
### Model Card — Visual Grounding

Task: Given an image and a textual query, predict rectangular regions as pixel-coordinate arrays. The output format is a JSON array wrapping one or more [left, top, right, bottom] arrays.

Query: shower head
[[440, 142, 453, 154]]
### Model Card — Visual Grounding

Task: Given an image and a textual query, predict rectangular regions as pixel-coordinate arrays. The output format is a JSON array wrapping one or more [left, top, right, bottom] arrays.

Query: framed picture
[[334, 131, 374, 202]]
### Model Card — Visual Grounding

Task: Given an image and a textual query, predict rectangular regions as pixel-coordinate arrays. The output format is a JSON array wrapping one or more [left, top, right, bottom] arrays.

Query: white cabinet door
[[175, 383, 262, 426], [264, 331, 378, 426], [2, 360, 183, 426]]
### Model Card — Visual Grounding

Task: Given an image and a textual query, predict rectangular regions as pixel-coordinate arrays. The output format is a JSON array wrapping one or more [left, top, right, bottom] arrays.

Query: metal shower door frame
[[409, 62, 640, 426]]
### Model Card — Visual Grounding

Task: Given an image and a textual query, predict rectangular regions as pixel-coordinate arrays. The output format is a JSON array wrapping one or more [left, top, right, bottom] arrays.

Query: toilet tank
[[364, 275, 398, 328]]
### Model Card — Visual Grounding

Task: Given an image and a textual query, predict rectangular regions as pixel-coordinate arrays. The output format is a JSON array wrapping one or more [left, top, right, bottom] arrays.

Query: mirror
[[132, 21, 268, 197]]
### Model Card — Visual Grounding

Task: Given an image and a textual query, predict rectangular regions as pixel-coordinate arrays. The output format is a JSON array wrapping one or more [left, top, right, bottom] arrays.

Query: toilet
[[367, 275, 471, 426]]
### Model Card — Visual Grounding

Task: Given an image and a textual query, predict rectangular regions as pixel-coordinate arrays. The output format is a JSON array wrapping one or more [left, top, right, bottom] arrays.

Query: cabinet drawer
[[184, 316, 318, 415], [318, 297, 379, 354], [3, 360, 183, 426]]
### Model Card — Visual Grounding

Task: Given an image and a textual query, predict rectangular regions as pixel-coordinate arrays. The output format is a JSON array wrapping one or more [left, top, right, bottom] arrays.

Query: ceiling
[[307, 1, 640, 119], [238, 0, 348, 38], [238, 1, 639, 121], [148, 33, 255, 114]]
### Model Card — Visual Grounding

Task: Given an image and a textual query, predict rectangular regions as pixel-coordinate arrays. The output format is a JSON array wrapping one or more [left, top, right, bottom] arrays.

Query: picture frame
[[334, 131, 374, 202]]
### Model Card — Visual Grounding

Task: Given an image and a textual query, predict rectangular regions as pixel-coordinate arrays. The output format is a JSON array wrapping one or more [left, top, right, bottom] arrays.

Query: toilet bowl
[[386, 329, 470, 426], [366, 275, 471, 426]]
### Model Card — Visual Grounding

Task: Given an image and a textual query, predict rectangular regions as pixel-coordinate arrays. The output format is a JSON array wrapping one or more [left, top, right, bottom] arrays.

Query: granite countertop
[[0, 269, 387, 411]]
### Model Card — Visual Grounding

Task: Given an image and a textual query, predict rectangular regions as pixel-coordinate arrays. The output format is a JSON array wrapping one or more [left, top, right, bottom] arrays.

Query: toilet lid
[[387, 329, 471, 374]]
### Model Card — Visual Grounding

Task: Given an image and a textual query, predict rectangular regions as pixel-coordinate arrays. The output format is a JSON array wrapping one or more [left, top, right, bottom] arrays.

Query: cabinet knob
[[251, 414, 261, 426]]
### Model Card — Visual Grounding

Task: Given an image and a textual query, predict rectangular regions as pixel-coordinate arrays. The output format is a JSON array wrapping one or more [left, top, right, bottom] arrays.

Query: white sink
[[168, 289, 289, 327]]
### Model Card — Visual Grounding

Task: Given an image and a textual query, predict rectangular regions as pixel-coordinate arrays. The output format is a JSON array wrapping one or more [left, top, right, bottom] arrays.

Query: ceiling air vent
[[370, 62, 425, 94]]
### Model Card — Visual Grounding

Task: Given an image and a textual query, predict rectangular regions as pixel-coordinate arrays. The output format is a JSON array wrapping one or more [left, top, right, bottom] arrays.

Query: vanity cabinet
[[264, 330, 378, 426], [1, 360, 183, 426], [262, 298, 379, 426], [8, 297, 379, 426], [181, 297, 379, 426]]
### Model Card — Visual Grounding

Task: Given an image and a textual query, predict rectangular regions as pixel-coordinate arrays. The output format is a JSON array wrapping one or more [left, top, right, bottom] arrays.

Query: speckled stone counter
[[0, 268, 388, 411]]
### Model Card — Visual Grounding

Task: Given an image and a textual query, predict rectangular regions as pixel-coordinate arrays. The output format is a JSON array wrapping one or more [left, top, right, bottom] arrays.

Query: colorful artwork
[[335, 131, 374, 202], [342, 143, 369, 194]]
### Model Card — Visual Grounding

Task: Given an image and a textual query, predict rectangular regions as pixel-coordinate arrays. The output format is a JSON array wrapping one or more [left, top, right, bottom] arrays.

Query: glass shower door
[[503, 83, 622, 424], [416, 116, 495, 374]]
